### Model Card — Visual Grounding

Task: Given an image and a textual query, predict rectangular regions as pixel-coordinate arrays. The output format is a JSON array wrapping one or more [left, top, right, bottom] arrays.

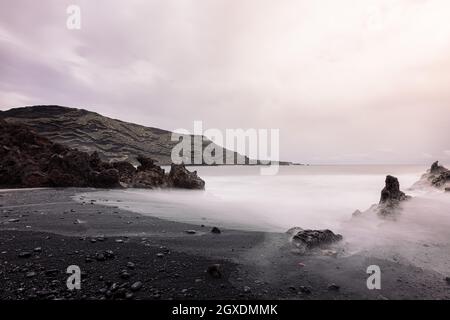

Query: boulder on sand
[[290, 229, 343, 252], [168, 164, 205, 189]]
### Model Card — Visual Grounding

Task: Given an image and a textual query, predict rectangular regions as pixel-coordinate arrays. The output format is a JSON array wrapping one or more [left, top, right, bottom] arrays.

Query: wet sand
[[0, 188, 449, 300]]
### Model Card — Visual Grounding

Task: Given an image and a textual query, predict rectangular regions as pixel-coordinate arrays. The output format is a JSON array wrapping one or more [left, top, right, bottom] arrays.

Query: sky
[[1, 0, 450, 164]]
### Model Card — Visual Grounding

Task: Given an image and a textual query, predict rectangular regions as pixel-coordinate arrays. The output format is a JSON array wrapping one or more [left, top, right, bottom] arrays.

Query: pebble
[[185, 230, 197, 235], [299, 286, 312, 294], [127, 262, 136, 269], [26, 271, 36, 278], [104, 250, 115, 259], [207, 264, 222, 279], [131, 281, 143, 292], [95, 253, 106, 262], [18, 252, 32, 258], [328, 283, 340, 291], [125, 293, 134, 299], [211, 227, 221, 234], [45, 269, 59, 277], [120, 270, 131, 279], [243, 286, 251, 293]]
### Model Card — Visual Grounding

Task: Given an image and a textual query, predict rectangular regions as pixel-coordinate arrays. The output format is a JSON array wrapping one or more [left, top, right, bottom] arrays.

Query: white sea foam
[[76, 164, 450, 274]]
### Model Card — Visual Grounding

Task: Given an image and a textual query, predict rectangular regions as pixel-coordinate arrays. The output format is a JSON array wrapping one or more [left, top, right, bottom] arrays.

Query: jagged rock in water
[[168, 164, 205, 189], [291, 229, 343, 252], [378, 175, 410, 217], [430, 161, 447, 175], [286, 227, 303, 236], [380, 175, 408, 204], [412, 161, 450, 190], [428, 161, 450, 188]]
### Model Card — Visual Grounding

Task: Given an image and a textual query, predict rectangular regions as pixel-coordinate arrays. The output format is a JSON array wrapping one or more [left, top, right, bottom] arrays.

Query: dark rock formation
[[0, 119, 205, 190], [377, 175, 409, 217], [430, 161, 447, 175], [428, 161, 450, 188], [412, 161, 450, 190], [291, 229, 343, 251], [211, 227, 221, 234], [168, 164, 205, 189], [380, 175, 408, 204]]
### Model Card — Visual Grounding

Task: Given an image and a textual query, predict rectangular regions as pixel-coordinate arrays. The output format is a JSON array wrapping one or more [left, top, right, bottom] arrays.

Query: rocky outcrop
[[0, 119, 205, 190], [289, 228, 343, 252], [412, 161, 450, 190], [380, 175, 408, 204], [428, 161, 450, 189], [168, 164, 205, 189], [378, 175, 409, 217]]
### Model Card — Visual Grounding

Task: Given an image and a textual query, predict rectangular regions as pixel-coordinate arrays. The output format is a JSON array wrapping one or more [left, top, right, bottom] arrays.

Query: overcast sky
[[1, 0, 450, 164]]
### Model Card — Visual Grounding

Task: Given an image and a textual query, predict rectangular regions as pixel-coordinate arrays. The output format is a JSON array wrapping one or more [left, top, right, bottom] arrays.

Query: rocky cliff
[[0, 105, 249, 165]]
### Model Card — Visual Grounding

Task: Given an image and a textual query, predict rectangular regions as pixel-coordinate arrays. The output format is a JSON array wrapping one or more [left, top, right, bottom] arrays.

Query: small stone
[[328, 283, 340, 291], [18, 252, 31, 258], [120, 270, 131, 279], [185, 230, 197, 234], [156, 253, 165, 258], [96, 253, 106, 261], [26, 271, 36, 278], [207, 264, 222, 279], [104, 250, 115, 259], [299, 286, 311, 294], [33, 247, 42, 253], [115, 239, 124, 243], [125, 292, 134, 299], [211, 227, 221, 234], [127, 262, 136, 269], [8, 218, 20, 222], [45, 269, 59, 277], [131, 281, 143, 292], [243, 286, 251, 293]]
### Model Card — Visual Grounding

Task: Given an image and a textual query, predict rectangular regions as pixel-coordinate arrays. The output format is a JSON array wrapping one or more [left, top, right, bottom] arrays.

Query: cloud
[[1, 0, 450, 164]]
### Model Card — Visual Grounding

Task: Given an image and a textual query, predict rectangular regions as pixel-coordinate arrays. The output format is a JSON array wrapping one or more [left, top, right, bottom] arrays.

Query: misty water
[[78, 165, 450, 274]]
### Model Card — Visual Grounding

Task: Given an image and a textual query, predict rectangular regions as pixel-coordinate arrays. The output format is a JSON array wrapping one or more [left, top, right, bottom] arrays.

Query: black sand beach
[[0, 188, 449, 300]]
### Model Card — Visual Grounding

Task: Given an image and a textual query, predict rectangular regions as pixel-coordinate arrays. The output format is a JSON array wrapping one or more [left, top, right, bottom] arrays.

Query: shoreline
[[1, 188, 449, 300]]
